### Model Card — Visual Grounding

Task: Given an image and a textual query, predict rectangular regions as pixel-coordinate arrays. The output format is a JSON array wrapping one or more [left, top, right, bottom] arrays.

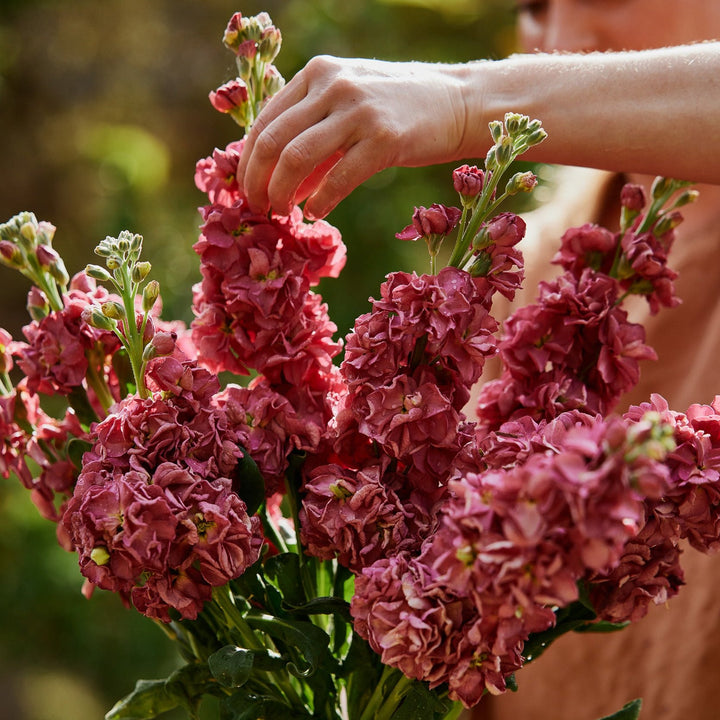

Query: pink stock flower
[[395, 204, 462, 241], [476, 269, 655, 428], [553, 223, 618, 277], [191, 201, 345, 377], [63, 462, 262, 621], [452, 164, 487, 199], [209, 78, 249, 114], [300, 460, 440, 573], [194, 140, 245, 207]]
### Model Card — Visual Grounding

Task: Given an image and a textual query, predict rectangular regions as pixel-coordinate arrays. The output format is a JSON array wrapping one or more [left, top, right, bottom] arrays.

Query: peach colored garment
[[467, 167, 720, 720]]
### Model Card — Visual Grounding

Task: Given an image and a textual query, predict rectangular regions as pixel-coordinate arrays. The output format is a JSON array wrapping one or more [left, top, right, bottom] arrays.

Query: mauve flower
[[552, 223, 618, 277], [209, 78, 250, 114], [0, 388, 36, 487], [395, 204, 462, 241], [195, 140, 245, 207], [300, 460, 438, 572], [63, 462, 262, 621], [620, 183, 647, 212], [452, 164, 487, 199]]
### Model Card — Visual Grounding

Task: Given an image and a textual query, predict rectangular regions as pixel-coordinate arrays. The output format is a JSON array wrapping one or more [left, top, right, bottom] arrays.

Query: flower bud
[[150, 330, 176, 357], [262, 64, 285, 99], [131, 261, 152, 283], [395, 204, 462, 241], [494, 137, 514, 166], [504, 112, 528, 136], [27, 287, 49, 321], [257, 25, 282, 63], [85, 264, 112, 282], [48, 256, 70, 286], [0, 241, 24, 268], [673, 189, 699, 209], [653, 210, 683, 237], [106, 256, 122, 271], [452, 164, 485, 200], [525, 127, 548, 147], [620, 183, 646, 212], [210, 78, 250, 114], [19, 221, 37, 244], [35, 244, 59, 268], [142, 280, 160, 313], [488, 120, 504, 144], [101, 300, 126, 320], [82, 307, 116, 331], [505, 171, 538, 196]]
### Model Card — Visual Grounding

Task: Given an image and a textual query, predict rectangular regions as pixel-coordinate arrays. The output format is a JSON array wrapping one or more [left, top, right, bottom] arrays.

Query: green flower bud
[[106, 256, 122, 271], [504, 112, 528, 136], [84, 308, 116, 331], [488, 120, 504, 144], [101, 300, 126, 320], [85, 264, 112, 282], [142, 280, 160, 313], [505, 171, 538, 196], [131, 261, 152, 283]]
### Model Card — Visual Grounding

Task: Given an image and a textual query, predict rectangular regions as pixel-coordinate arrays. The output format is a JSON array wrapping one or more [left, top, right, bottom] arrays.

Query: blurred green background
[[0, 1, 519, 717]]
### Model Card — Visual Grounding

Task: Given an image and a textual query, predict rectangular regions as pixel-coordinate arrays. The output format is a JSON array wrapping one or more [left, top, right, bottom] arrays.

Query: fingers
[[302, 141, 385, 219]]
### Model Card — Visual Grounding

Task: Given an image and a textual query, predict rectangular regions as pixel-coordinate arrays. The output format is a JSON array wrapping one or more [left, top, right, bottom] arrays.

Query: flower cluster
[[2, 12, 719, 720]]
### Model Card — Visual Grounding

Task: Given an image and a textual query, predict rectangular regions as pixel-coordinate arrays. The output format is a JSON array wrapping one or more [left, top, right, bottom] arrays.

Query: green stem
[[211, 585, 266, 651], [85, 354, 115, 413], [375, 673, 414, 720], [358, 666, 398, 720]]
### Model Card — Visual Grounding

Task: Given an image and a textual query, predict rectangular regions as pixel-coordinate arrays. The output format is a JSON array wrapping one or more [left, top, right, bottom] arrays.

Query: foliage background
[[0, 1, 518, 717]]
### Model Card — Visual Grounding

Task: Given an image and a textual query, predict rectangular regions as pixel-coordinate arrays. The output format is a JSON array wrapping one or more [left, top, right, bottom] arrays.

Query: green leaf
[[111, 347, 134, 397], [342, 633, 384, 712], [219, 690, 311, 720], [394, 682, 455, 720], [264, 552, 306, 608], [208, 645, 286, 689], [233, 450, 266, 516], [597, 698, 642, 720], [283, 595, 352, 622], [67, 436, 93, 469], [246, 614, 332, 678], [105, 679, 177, 720], [523, 599, 596, 663], [575, 620, 630, 634], [67, 385, 100, 427]]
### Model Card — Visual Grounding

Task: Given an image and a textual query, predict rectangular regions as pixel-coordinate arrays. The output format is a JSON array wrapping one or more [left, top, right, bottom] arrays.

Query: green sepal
[[283, 596, 352, 622], [597, 698, 642, 720]]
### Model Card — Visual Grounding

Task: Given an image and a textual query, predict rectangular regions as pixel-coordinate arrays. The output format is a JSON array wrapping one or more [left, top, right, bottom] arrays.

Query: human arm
[[237, 42, 720, 218]]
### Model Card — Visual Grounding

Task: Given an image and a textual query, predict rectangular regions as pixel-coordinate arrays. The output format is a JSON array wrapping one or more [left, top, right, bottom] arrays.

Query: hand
[[237, 55, 470, 219]]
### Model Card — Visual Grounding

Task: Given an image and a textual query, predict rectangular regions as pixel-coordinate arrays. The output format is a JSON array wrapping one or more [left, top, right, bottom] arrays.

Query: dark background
[[0, 1, 519, 718]]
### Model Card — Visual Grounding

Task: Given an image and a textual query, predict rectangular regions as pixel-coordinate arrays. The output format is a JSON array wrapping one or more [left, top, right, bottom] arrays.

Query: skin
[[238, 0, 720, 220]]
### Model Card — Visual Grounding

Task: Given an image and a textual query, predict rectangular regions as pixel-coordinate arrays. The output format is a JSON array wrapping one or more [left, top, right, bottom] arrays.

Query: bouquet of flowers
[[1, 10, 718, 720]]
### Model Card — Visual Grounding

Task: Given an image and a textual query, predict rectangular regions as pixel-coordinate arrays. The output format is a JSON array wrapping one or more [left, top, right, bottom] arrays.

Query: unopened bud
[[142, 280, 160, 313], [505, 171, 538, 196], [35, 244, 59, 268], [488, 120, 504, 144], [262, 65, 285, 98], [150, 330, 177, 356], [83, 307, 116, 331], [654, 210, 683, 236], [101, 300, 125, 320], [48, 257, 69, 286], [525, 127, 548, 147], [257, 25, 282, 62], [673, 189, 699, 209], [0, 241, 23, 268], [494, 137, 514, 166], [504, 112, 528, 136], [85, 264, 112, 282], [132, 261, 152, 283], [19, 221, 37, 244], [27, 287, 49, 320], [106, 256, 122, 271], [650, 176, 673, 200]]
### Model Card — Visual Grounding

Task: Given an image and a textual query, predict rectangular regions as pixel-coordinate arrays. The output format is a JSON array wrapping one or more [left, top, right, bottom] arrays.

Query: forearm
[[456, 42, 720, 184]]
